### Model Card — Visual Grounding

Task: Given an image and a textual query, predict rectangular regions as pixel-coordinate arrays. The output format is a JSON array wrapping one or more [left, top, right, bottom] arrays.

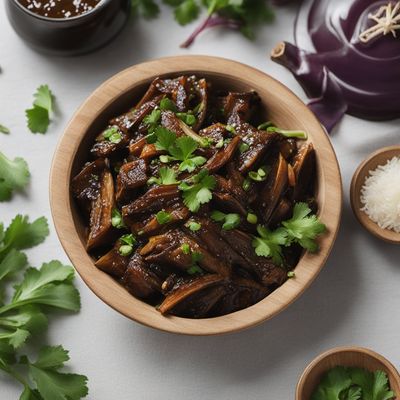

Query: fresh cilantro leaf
[[26, 107, 49, 134], [28, 345, 88, 400], [345, 386, 362, 400], [154, 127, 177, 151], [252, 225, 287, 265], [0, 249, 27, 282], [131, 0, 160, 18], [33, 85, 53, 113], [0, 152, 30, 202], [143, 109, 161, 132], [0, 124, 10, 134], [0, 328, 30, 349], [156, 210, 172, 225], [311, 366, 352, 400], [159, 167, 179, 184], [210, 210, 226, 222], [26, 85, 55, 134], [350, 368, 395, 400], [0, 216, 49, 260], [8, 261, 80, 312], [179, 170, 216, 212], [170, 136, 198, 161], [282, 202, 326, 252], [173, 0, 200, 25]]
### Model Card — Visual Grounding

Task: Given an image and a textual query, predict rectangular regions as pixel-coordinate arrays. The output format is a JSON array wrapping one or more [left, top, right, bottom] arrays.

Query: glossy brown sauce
[[18, 0, 102, 19]]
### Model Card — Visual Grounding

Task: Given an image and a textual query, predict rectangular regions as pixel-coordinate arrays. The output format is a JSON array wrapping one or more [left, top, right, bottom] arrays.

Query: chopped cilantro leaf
[[120, 234, 136, 247], [154, 127, 177, 151], [181, 243, 190, 254], [143, 109, 161, 133], [211, 211, 240, 230], [187, 265, 203, 275], [131, 0, 160, 18]]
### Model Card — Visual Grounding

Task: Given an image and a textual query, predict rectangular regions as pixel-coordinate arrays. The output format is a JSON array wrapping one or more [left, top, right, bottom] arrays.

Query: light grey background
[[1, 4, 400, 399]]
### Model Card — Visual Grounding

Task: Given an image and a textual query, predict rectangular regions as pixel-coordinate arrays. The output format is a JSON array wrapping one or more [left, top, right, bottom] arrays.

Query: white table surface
[[1, 4, 400, 399]]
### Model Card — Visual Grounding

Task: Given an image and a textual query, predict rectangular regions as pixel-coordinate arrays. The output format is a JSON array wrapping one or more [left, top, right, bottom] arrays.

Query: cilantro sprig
[[178, 170, 216, 212], [153, 127, 206, 173], [252, 203, 326, 265], [26, 85, 55, 134], [0, 215, 88, 399], [311, 366, 395, 400], [0, 151, 30, 202]]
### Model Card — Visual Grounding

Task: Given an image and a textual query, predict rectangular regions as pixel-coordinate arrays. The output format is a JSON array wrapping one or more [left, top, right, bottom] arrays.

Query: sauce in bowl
[[18, 0, 102, 18]]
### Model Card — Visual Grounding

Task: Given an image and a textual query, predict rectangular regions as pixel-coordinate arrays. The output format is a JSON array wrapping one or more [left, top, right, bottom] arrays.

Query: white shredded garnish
[[359, 1, 400, 43], [360, 156, 400, 233]]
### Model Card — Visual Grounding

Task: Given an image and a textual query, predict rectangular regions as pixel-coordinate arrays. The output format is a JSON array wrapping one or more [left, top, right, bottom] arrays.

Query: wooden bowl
[[296, 347, 400, 400], [49, 56, 342, 335], [350, 145, 400, 244]]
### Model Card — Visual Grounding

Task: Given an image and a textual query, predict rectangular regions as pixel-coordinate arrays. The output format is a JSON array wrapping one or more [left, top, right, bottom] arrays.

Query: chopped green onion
[[287, 271, 296, 278], [225, 124, 236, 135], [156, 210, 172, 225], [186, 221, 201, 232], [257, 121, 274, 130], [248, 166, 269, 182], [222, 214, 241, 230], [242, 178, 251, 191], [247, 213, 258, 224], [215, 138, 224, 149], [103, 126, 118, 139], [109, 132, 122, 144], [119, 245, 133, 257], [111, 208, 125, 229], [181, 243, 191, 254], [266, 127, 308, 139]]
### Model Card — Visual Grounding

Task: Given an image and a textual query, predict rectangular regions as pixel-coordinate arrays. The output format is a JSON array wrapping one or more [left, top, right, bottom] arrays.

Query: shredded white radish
[[360, 156, 400, 233]]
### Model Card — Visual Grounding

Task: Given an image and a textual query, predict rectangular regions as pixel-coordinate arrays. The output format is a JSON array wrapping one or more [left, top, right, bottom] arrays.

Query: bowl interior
[[351, 146, 400, 244], [296, 347, 400, 400], [51, 56, 342, 335]]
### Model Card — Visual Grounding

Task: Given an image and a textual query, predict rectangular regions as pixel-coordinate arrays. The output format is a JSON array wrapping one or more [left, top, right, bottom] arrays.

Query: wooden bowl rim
[[350, 145, 400, 245], [296, 346, 400, 400], [49, 55, 342, 335]]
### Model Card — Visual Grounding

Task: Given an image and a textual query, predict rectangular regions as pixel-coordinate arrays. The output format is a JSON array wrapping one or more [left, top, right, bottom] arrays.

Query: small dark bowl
[[5, 0, 131, 56]]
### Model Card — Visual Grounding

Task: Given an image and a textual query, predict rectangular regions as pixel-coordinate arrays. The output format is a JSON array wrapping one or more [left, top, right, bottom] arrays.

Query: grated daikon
[[360, 156, 400, 233]]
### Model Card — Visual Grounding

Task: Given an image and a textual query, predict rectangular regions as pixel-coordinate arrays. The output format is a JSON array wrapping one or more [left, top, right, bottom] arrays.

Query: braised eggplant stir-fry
[[71, 75, 326, 319]]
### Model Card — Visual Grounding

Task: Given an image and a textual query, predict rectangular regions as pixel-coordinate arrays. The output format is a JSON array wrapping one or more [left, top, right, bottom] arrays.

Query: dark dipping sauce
[[18, 0, 102, 18]]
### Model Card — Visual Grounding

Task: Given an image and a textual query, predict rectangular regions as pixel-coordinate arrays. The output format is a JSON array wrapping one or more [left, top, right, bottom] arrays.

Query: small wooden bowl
[[350, 145, 400, 244], [296, 347, 400, 400], [50, 56, 342, 335]]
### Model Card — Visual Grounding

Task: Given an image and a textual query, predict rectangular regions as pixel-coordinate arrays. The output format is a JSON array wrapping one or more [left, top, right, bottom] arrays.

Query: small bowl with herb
[[5, 0, 130, 56], [50, 56, 342, 335], [296, 346, 400, 400], [350, 145, 400, 244]]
